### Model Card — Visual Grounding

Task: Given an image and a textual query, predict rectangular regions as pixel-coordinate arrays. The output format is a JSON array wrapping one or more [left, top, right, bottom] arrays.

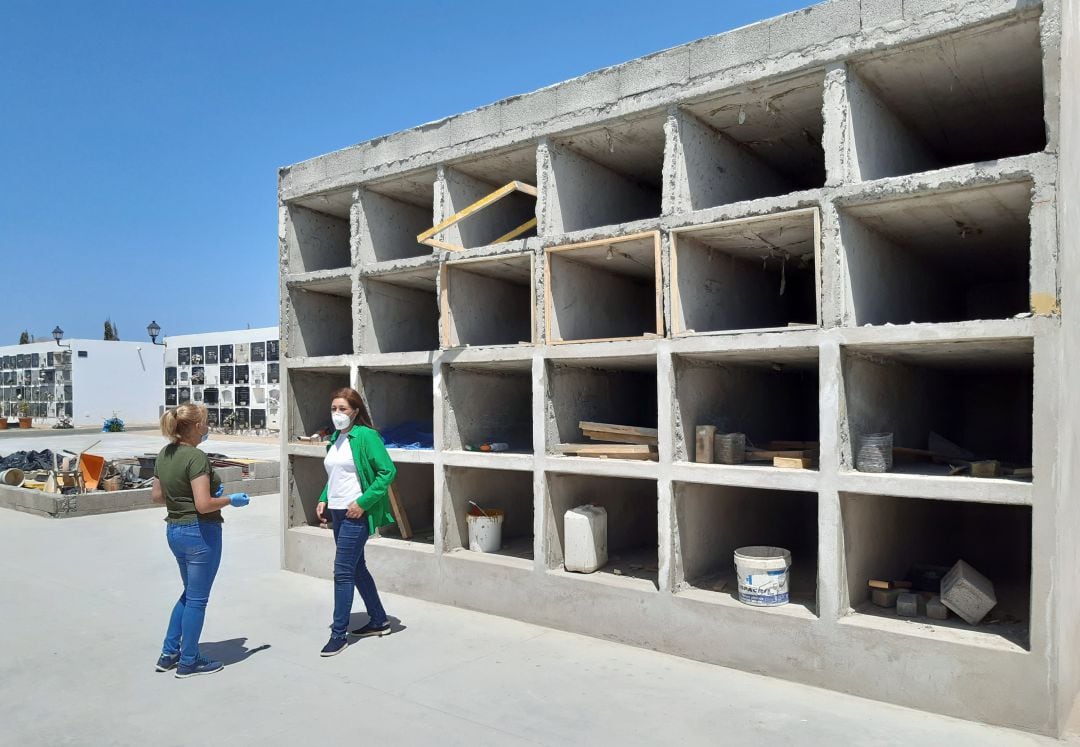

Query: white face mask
[[331, 411, 353, 431]]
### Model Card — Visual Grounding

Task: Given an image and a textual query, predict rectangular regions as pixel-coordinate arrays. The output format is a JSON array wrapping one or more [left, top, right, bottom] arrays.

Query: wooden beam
[[416, 180, 537, 246], [491, 217, 537, 245], [387, 483, 412, 539], [773, 456, 815, 469]]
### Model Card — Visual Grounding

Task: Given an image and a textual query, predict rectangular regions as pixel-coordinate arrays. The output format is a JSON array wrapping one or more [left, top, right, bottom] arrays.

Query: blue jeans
[[330, 509, 387, 639], [162, 521, 223, 666]]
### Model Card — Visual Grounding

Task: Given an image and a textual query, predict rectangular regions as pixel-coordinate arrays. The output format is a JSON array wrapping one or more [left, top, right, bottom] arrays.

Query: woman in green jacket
[[317, 387, 397, 657]]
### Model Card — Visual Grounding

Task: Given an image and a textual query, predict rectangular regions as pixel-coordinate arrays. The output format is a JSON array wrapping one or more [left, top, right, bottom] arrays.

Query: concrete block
[[941, 560, 997, 625], [871, 587, 905, 608], [926, 595, 950, 621], [861, 0, 904, 27], [768, 0, 861, 56], [687, 22, 771, 79], [229, 477, 280, 496], [618, 50, 688, 98], [215, 465, 244, 483], [896, 592, 925, 617], [252, 460, 280, 479]]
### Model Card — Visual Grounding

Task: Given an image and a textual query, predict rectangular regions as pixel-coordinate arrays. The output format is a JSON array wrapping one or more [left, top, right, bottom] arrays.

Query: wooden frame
[[669, 207, 822, 337], [417, 181, 538, 252], [439, 252, 536, 348], [544, 231, 663, 345]]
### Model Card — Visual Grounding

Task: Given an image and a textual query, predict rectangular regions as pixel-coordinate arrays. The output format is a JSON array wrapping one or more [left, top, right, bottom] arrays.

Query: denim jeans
[[330, 509, 387, 639], [162, 521, 223, 666]]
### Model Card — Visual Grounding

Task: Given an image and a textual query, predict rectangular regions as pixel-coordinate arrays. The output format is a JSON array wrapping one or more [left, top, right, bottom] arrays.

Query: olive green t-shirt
[[154, 443, 224, 524]]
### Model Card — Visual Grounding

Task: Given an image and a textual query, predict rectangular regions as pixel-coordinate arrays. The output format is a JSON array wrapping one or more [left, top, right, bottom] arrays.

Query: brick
[[871, 587, 905, 607], [252, 460, 280, 479], [941, 560, 997, 625], [896, 592, 925, 617], [926, 595, 949, 621], [215, 465, 243, 483]]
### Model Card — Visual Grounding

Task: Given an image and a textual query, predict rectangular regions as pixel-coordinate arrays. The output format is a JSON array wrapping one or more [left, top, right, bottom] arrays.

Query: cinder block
[[896, 592, 925, 617], [941, 560, 997, 625], [927, 595, 949, 621], [871, 587, 905, 607], [215, 466, 244, 483], [224, 477, 280, 496], [252, 460, 280, 479]]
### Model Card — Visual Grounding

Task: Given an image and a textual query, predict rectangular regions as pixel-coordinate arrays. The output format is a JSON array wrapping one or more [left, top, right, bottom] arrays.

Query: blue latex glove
[[213, 484, 224, 497], [229, 493, 250, 507]]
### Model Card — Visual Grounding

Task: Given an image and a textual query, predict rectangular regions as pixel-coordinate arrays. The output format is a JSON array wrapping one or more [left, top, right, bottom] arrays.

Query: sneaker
[[350, 621, 391, 638], [155, 652, 180, 672], [320, 636, 349, 657], [174, 658, 224, 678]]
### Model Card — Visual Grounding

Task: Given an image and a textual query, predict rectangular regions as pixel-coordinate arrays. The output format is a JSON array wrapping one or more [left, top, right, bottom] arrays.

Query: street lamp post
[[147, 320, 166, 347], [52, 326, 71, 349]]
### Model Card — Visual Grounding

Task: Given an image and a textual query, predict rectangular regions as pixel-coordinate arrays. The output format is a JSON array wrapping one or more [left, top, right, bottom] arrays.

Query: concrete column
[[816, 337, 843, 621]]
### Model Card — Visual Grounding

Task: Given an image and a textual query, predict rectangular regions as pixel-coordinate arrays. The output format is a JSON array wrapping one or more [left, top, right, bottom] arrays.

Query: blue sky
[[0, 0, 811, 344]]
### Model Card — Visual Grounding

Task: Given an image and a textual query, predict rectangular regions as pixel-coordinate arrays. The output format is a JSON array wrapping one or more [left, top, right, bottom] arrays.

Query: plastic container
[[714, 433, 746, 464], [0, 468, 25, 487], [564, 504, 608, 573], [734, 546, 791, 606], [466, 506, 504, 552]]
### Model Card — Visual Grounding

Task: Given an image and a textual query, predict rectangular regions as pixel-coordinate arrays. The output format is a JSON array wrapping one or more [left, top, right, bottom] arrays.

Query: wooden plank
[[773, 456, 814, 469], [768, 440, 819, 450], [582, 429, 657, 445], [746, 449, 817, 461], [544, 230, 660, 254], [653, 231, 664, 337], [416, 181, 537, 244], [491, 217, 537, 245], [439, 262, 452, 348], [578, 421, 659, 439], [420, 237, 466, 252], [556, 443, 658, 460], [387, 482, 412, 540]]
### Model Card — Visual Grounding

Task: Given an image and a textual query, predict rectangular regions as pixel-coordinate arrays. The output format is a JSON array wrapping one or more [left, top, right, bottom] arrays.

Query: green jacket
[[318, 424, 397, 536]]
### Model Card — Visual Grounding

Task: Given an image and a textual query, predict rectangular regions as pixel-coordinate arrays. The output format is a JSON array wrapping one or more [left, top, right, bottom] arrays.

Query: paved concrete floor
[[1, 496, 1075, 746], [0, 430, 279, 462]]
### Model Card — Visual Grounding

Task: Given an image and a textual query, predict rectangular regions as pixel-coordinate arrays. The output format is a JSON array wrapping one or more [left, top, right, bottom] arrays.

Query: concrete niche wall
[[544, 473, 658, 586], [672, 209, 819, 335], [673, 350, 819, 463], [288, 455, 328, 528], [442, 254, 533, 347], [286, 282, 353, 358], [285, 200, 351, 273], [841, 492, 1031, 648], [358, 268, 439, 354], [672, 71, 826, 212], [356, 367, 433, 433], [444, 466, 534, 561], [839, 182, 1032, 326], [674, 482, 818, 614], [286, 367, 351, 440], [355, 171, 436, 265], [381, 463, 435, 543], [443, 361, 532, 453], [437, 144, 538, 250], [546, 357, 657, 453], [840, 340, 1033, 471]]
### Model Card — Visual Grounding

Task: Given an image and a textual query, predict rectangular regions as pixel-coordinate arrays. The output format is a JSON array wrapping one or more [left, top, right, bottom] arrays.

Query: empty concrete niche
[[286, 366, 350, 442], [545, 113, 666, 233], [358, 266, 439, 354], [379, 463, 435, 544], [546, 232, 662, 343], [841, 492, 1031, 649], [356, 169, 436, 265], [442, 254, 534, 347], [841, 339, 1033, 476], [840, 181, 1032, 326], [445, 466, 534, 563], [285, 193, 352, 273], [443, 360, 532, 454], [356, 365, 433, 449], [286, 277, 354, 358], [673, 348, 819, 465], [675, 71, 826, 212], [287, 455, 328, 529], [546, 355, 657, 459], [671, 209, 820, 335], [545, 472, 658, 587], [846, 15, 1045, 181], [674, 482, 818, 614], [432, 145, 538, 251]]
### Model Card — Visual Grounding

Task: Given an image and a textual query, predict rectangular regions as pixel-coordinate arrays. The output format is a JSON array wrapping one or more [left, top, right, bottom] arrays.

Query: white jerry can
[[564, 504, 608, 573]]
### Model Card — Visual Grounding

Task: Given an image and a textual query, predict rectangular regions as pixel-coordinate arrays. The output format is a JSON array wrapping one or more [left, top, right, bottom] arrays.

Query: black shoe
[[350, 621, 391, 637], [175, 658, 224, 678], [320, 636, 349, 657]]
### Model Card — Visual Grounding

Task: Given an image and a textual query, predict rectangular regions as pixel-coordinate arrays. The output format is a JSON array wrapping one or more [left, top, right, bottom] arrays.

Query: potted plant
[[16, 400, 32, 429]]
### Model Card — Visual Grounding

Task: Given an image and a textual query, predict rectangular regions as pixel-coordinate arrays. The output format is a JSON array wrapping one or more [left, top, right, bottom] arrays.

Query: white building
[[162, 327, 281, 431], [0, 339, 165, 426]]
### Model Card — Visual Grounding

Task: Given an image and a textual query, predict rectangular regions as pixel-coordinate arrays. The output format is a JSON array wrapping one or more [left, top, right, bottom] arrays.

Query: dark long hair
[[331, 387, 374, 429]]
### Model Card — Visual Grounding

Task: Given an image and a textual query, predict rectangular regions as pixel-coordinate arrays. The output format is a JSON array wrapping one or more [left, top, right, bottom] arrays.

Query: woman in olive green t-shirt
[[151, 402, 249, 678]]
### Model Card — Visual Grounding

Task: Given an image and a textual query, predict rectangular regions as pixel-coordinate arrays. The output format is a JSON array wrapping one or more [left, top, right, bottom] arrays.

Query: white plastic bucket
[[734, 546, 791, 606], [0, 468, 25, 487], [466, 508, 504, 552]]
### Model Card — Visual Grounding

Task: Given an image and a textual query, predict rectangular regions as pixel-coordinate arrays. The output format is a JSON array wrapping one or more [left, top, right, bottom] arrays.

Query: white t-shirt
[[324, 436, 363, 510]]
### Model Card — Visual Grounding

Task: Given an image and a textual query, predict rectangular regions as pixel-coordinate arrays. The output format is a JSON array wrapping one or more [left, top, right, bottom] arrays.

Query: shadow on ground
[[199, 637, 271, 665]]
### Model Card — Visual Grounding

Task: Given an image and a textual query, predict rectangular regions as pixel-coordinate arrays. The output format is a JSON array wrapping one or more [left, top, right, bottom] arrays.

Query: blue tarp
[[381, 421, 434, 450]]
